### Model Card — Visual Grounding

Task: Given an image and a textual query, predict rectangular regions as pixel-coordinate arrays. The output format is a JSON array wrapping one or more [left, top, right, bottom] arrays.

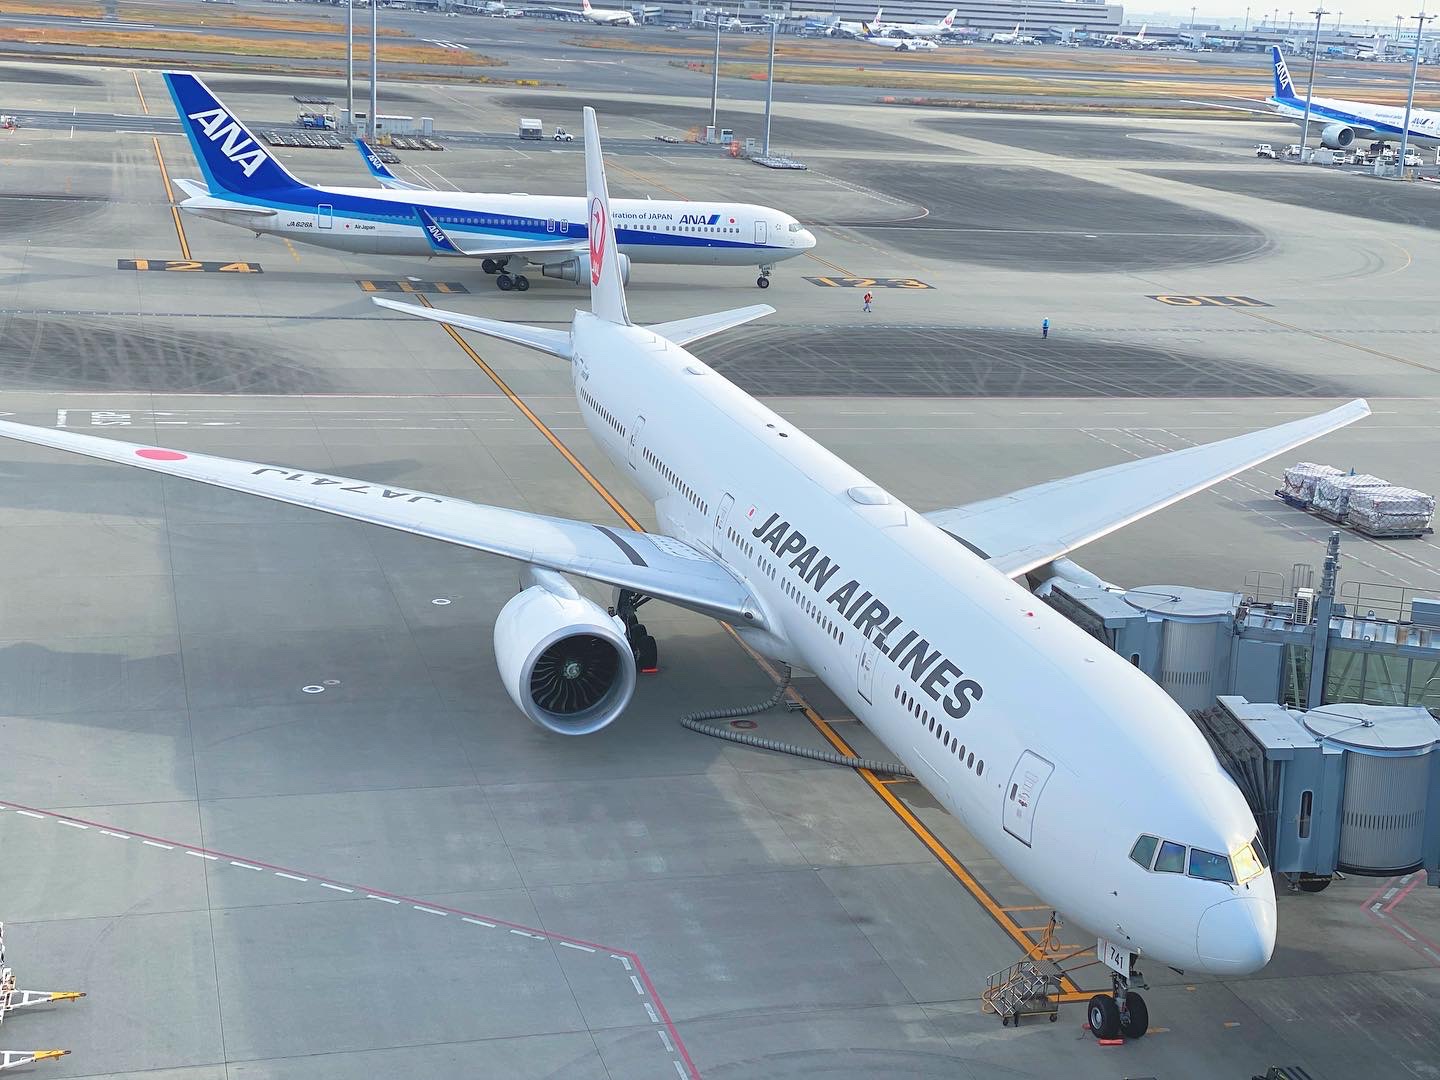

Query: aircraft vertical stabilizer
[[1271, 46, 1300, 100], [163, 71, 307, 195], [582, 105, 631, 326]]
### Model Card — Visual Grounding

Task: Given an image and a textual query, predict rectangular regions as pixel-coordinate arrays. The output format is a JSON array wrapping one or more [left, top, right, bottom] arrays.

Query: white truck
[[518, 118, 543, 140], [1255, 143, 1277, 159]]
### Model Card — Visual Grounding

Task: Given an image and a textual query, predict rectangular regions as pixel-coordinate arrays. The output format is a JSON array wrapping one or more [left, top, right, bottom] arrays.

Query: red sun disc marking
[[589, 196, 607, 286], [136, 448, 187, 461]]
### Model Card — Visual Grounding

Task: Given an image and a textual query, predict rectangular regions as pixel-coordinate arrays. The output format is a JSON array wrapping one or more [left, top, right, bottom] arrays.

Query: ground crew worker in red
[[863, 291, 873, 313]]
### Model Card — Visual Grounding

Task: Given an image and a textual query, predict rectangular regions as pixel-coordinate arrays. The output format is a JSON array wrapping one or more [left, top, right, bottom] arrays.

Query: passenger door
[[317, 203, 334, 230], [857, 638, 879, 704], [1002, 750, 1055, 848], [713, 493, 734, 554], [754, 219, 768, 247], [628, 415, 645, 469]]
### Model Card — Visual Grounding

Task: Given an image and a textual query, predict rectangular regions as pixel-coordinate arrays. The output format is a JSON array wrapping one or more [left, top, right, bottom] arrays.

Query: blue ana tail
[[1271, 46, 1299, 101], [162, 71, 308, 195]]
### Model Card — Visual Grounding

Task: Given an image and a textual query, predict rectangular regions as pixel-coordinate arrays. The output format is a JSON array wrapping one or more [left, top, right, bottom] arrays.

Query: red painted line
[[1382, 875, 1422, 914], [0, 799, 699, 1078]]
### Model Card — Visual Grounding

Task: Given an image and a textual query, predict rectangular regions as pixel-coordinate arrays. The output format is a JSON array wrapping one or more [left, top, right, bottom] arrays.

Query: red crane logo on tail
[[589, 196, 607, 286]]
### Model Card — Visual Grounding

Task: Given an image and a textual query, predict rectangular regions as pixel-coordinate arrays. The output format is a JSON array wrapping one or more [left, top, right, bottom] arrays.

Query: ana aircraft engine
[[541, 251, 631, 286], [1320, 123, 1355, 150], [494, 572, 636, 735]]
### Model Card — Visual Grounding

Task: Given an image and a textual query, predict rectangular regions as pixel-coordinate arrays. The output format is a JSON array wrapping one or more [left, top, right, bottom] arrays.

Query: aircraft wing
[[0, 421, 760, 626], [416, 206, 586, 261], [923, 399, 1370, 579], [355, 138, 432, 191]]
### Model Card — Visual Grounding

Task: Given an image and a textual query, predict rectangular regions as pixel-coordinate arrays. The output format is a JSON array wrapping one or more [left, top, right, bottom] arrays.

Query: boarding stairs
[[982, 958, 1061, 1026]]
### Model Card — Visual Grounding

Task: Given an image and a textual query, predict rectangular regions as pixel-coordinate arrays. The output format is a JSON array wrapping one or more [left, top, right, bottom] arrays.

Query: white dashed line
[[16, 810, 44, 819], [658, 1026, 674, 1051], [559, 941, 595, 953], [101, 830, 131, 839], [142, 840, 173, 850], [275, 872, 308, 882], [230, 861, 264, 871], [630, 975, 645, 995], [320, 882, 354, 893], [673, 1061, 687, 1078], [413, 906, 447, 916], [510, 929, 535, 938], [462, 917, 496, 928], [187, 850, 218, 861], [367, 895, 400, 905], [644, 1002, 659, 1023], [613, 954, 633, 971], [57, 820, 87, 829]]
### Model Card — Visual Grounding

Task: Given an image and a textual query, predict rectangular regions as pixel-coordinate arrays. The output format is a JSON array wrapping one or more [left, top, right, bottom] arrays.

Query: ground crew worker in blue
[[1041, 318, 1049, 339]]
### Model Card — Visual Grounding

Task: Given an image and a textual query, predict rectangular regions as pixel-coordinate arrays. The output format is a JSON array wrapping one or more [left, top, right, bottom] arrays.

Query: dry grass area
[[0, 27, 501, 66], [115, 2, 408, 35], [0, 2, 104, 16], [711, 60, 1426, 107]]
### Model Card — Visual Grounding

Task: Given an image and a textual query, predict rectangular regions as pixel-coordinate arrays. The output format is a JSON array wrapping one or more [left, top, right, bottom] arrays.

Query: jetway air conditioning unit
[[1196, 697, 1440, 891]]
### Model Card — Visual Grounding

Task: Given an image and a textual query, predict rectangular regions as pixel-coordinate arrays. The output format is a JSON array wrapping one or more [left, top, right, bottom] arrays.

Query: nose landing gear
[[1087, 945, 1148, 1040], [756, 264, 773, 289]]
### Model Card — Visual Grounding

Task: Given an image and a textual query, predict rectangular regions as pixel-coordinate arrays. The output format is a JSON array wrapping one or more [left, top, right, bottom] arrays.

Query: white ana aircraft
[[989, 23, 1035, 44], [163, 72, 813, 290], [827, 6, 882, 36], [1268, 46, 1440, 151], [0, 106, 1370, 1044], [1105, 23, 1151, 48], [859, 22, 938, 49], [876, 7, 958, 38]]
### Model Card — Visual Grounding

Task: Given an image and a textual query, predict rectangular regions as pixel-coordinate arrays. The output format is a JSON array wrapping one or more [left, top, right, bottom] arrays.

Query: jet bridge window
[[1188, 848, 1234, 884], [1129, 834, 1159, 870], [1154, 840, 1187, 874]]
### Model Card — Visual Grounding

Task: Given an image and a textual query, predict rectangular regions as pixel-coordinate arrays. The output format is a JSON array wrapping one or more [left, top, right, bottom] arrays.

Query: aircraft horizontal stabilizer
[[371, 297, 573, 360], [356, 138, 431, 191], [645, 304, 775, 347], [926, 399, 1371, 578]]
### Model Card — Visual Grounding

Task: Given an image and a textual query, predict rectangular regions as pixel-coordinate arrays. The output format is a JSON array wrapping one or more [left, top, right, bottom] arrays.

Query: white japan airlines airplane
[[989, 23, 1035, 44], [881, 7, 959, 38], [1105, 23, 1152, 48], [568, 0, 636, 24], [163, 72, 813, 291], [0, 107, 1369, 1043], [828, 7, 883, 36]]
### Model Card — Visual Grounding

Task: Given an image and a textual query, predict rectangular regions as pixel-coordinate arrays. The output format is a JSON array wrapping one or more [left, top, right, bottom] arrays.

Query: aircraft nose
[[798, 228, 817, 250], [1195, 896, 1276, 975]]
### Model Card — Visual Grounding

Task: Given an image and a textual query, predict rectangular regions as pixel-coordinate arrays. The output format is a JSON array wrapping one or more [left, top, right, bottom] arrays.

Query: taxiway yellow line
[[131, 69, 149, 116], [416, 293, 1081, 995], [132, 71, 191, 262]]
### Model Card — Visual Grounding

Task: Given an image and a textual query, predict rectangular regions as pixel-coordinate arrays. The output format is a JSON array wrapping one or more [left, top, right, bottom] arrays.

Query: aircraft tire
[[497, 273, 515, 291], [515, 274, 531, 292], [1087, 994, 1121, 1039], [757, 276, 770, 289], [1119, 992, 1148, 1039], [482, 258, 498, 274]]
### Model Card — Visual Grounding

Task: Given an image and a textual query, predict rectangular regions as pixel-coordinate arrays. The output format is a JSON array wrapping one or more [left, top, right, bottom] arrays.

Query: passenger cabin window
[[1188, 848, 1234, 884], [1129, 834, 1159, 870], [1154, 840, 1186, 874]]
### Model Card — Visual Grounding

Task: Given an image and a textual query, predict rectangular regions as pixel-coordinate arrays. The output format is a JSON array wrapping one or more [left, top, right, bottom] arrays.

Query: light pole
[[763, 18, 776, 155], [368, 0, 378, 142], [1191, 4, 1197, 30], [709, 15, 721, 140], [346, 0, 354, 132], [1242, 6, 1250, 49], [1394, 12, 1404, 53], [1397, 8, 1432, 175], [1300, 6, 1328, 159]]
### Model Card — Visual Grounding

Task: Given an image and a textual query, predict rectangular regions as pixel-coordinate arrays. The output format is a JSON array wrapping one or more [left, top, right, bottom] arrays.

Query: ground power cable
[[680, 665, 913, 776]]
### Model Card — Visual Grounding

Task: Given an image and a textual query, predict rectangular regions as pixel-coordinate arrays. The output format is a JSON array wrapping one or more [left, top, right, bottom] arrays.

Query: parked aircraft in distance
[[1268, 46, 1440, 150]]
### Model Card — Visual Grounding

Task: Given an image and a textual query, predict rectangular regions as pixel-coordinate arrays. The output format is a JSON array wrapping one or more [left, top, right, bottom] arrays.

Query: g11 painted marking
[[118, 259, 263, 273], [357, 279, 469, 294], [1148, 294, 1270, 307], [806, 276, 933, 290]]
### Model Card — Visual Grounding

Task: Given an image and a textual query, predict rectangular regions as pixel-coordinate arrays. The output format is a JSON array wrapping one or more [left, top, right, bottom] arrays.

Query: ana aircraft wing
[[0, 421, 760, 626], [415, 206, 586, 261], [924, 399, 1370, 579]]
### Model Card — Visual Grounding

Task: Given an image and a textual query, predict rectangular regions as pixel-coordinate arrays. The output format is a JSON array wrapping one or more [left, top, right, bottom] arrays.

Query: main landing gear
[[481, 257, 530, 293], [1087, 946, 1148, 1041], [612, 589, 658, 673], [756, 264, 773, 289]]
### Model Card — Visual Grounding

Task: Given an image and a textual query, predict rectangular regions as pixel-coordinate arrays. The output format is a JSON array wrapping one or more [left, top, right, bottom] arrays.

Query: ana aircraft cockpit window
[[787, 222, 802, 233], [1187, 848, 1234, 884]]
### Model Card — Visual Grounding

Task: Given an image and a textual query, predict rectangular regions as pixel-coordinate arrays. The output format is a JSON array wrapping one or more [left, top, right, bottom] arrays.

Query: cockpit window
[[1154, 840, 1187, 874], [1188, 848, 1235, 883], [1129, 834, 1159, 870], [1232, 842, 1264, 883], [787, 222, 802, 233]]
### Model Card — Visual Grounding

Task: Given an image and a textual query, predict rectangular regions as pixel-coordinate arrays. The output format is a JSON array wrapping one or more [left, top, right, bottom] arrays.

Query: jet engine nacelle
[[541, 252, 631, 286], [493, 572, 636, 735], [1320, 122, 1355, 149]]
